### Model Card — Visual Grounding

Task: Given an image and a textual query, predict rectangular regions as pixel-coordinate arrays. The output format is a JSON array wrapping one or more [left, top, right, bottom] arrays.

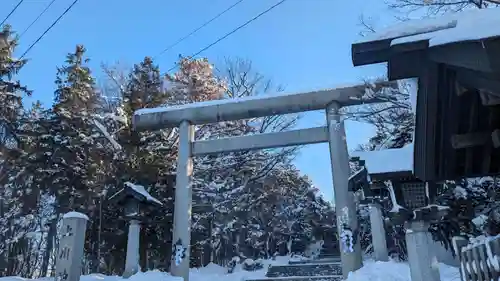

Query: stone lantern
[[351, 145, 448, 281], [108, 182, 163, 278]]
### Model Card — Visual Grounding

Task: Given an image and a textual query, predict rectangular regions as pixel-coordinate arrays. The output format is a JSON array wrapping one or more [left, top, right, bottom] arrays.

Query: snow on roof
[[350, 144, 414, 175], [357, 7, 500, 47], [63, 211, 89, 220], [124, 182, 163, 206]]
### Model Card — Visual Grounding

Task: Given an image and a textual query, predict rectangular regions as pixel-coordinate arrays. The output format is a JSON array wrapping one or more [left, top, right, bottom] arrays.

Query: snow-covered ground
[[347, 260, 460, 281], [0, 256, 460, 281]]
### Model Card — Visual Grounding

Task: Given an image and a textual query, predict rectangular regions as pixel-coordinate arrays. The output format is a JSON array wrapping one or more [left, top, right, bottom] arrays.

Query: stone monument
[[55, 211, 89, 281]]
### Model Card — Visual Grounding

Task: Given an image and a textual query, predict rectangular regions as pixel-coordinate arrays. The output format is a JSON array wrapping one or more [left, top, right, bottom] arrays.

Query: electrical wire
[[154, 0, 246, 59], [19, 0, 58, 39], [20, 0, 80, 59], [0, 0, 24, 27], [165, 0, 287, 73]]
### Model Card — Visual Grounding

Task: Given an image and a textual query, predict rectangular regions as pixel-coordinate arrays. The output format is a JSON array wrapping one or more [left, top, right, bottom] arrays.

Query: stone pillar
[[171, 120, 194, 281], [369, 204, 388, 262], [55, 212, 89, 281], [123, 220, 141, 278], [405, 221, 440, 281], [325, 102, 362, 278]]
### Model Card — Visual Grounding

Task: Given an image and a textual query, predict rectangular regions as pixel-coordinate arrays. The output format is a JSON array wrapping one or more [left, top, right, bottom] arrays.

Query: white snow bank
[[358, 6, 500, 47], [346, 260, 459, 281], [124, 182, 163, 206], [0, 256, 293, 281], [0, 258, 461, 281], [350, 144, 414, 175]]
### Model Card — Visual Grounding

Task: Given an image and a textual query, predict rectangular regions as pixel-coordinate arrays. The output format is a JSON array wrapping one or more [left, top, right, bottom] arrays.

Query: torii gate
[[132, 81, 395, 280]]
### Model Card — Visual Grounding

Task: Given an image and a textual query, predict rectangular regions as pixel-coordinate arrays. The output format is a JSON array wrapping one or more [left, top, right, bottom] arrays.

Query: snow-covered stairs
[[246, 258, 343, 281], [266, 263, 342, 277], [288, 257, 341, 265], [248, 276, 342, 281]]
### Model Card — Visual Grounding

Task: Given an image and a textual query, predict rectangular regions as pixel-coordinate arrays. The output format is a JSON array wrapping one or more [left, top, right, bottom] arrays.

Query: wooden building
[[352, 7, 500, 182]]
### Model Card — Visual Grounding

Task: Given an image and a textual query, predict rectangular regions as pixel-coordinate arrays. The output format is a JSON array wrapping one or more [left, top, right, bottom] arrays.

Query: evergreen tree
[[0, 26, 36, 277], [8, 45, 111, 275]]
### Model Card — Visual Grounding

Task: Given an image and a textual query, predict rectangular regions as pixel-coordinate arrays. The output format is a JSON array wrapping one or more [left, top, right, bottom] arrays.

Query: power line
[[19, 0, 58, 39], [166, 0, 287, 73], [0, 0, 24, 27], [154, 0, 246, 59], [20, 0, 80, 59]]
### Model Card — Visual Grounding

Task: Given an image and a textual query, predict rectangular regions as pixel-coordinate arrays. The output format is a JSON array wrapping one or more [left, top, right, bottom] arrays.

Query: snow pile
[[0, 258, 461, 281], [346, 260, 460, 281]]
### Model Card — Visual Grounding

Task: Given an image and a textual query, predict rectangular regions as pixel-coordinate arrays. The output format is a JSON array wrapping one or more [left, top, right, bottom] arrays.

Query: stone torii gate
[[132, 81, 394, 281]]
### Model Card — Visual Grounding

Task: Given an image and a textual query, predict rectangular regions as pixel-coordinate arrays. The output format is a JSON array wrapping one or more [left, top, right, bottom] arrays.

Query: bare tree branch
[[217, 57, 302, 179], [386, 0, 498, 16]]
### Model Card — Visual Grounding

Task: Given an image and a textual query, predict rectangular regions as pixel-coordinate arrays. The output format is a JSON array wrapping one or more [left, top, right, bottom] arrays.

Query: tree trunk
[[40, 215, 59, 277]]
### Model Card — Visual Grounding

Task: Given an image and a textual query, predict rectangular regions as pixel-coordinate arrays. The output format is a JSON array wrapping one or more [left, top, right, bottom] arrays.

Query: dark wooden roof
[[351, 10, 500, 181], [108, 183, 163, 207]]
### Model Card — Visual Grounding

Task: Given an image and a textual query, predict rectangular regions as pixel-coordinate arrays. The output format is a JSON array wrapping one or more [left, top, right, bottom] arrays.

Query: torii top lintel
[[132, 81, 396, 131]]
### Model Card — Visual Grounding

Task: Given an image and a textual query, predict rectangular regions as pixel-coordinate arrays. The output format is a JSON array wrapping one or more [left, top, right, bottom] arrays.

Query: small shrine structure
[[108, 182, 163, 277]]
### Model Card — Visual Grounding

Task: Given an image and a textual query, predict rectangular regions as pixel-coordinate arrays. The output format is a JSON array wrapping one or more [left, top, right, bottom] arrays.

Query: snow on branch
[[92, 118, 122, 151]]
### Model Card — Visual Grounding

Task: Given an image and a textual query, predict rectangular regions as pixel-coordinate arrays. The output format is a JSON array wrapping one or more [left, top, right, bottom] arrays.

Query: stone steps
[[317, 254, 341, 260], [246, 275, 343, 281], [266, 263, 342, 277], [288, 258, 341, 265], [246, 256, 343, 281]]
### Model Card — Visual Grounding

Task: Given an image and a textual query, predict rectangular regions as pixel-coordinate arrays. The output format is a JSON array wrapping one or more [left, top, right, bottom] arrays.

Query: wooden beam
[[481, 110, 495, 173], [455, 80, 468, 96], [465, 95, 479, 174], [441, 71, 459, 179], [484, 38, 500, 74], [413, 62, 440, 181], [451, 132, 490, 149], [351, 39, 393, 66], [491, 129, 500, 148], [387, 52, 426, 80], [479, 91, 500, 106], [429, 41, 497, 74], [455, 67, 500, 95]]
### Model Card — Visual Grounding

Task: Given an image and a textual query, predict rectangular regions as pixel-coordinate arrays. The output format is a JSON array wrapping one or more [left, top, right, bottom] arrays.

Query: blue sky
[[6, 0, 397, 201]]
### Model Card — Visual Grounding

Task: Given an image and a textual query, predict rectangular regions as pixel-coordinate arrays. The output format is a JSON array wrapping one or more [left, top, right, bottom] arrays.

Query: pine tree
[[93, 56, 228, 273], [11, 47, 109, 276], [0, 26, 36, 277]]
